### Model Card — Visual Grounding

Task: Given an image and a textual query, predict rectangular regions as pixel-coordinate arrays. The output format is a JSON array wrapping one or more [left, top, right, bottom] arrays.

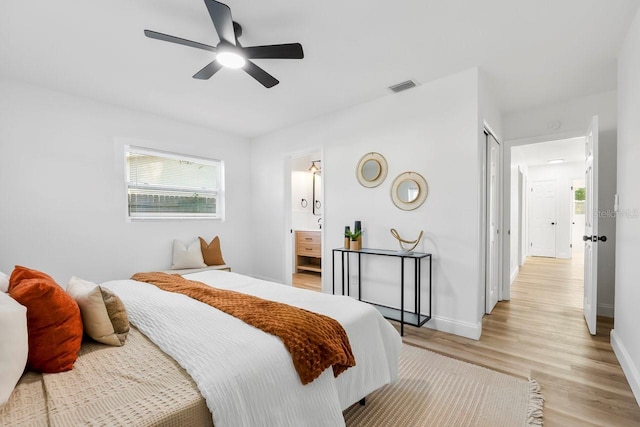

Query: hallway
[[402, 256, 640, 426]]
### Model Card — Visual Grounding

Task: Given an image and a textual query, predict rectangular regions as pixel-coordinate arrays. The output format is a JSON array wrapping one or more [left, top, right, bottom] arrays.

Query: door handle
[[583, 235, 608, 242], [551, 222, 556, 225]]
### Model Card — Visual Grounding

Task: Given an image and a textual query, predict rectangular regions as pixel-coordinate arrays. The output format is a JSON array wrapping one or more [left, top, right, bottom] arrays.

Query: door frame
[[284, 147, 324, 288], [502, 130, 586, 300]]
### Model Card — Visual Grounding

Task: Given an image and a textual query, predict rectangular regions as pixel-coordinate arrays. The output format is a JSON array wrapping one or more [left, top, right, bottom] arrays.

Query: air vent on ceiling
[[389, 79, 418, 93]]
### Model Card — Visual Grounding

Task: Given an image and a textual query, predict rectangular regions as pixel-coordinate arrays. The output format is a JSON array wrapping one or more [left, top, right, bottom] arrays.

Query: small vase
[[350, 239, 361, 251], [344, 237, 350, 249]]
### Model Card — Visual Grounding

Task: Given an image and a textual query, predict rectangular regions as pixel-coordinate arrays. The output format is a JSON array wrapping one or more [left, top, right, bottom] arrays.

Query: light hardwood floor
[[398, 256, 640, 427], [292, 272, 322, 292]]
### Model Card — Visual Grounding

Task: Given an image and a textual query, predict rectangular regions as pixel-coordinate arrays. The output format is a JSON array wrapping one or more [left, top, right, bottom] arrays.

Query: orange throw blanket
[[131, 272, 355, 385]]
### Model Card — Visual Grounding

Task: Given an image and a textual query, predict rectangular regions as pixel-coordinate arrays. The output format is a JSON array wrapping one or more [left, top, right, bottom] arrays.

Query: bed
[[1, 270, 401, 427]]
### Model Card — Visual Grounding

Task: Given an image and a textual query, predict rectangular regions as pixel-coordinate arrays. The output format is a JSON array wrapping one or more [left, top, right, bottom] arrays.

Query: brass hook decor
[[390, 228, 423, 253]]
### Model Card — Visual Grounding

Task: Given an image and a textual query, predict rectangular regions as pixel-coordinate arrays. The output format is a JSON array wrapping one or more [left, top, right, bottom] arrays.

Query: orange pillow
[[9, 270, 83, 373], [8, 265, 55, 292], [199, 236, 226, 266]]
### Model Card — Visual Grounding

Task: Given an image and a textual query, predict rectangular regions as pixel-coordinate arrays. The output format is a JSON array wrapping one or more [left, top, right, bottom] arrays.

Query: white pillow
[[0, 271, 9, 293], [0, 292, 28, 405], [171, 239, 207, 270], [66, 277, 130, 347]]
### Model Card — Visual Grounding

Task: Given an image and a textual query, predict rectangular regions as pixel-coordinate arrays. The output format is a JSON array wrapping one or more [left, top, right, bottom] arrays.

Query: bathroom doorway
[[289, 151, 322, 291]]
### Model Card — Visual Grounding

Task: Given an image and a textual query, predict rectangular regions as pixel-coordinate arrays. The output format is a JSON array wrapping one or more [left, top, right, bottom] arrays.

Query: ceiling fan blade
[[204, 0, 236, 45], [243, 60, 279, 88], [193, 60, 223, 80], [144, 30, 216, 52], [243, 43, 304, 59]]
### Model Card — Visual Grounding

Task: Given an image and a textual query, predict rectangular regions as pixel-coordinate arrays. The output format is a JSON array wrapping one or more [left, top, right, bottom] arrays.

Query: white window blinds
[[125, 146, 223, 219]]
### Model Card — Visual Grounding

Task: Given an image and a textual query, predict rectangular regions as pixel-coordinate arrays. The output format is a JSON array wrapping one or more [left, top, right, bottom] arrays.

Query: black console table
[[332, 247, 432, 336]]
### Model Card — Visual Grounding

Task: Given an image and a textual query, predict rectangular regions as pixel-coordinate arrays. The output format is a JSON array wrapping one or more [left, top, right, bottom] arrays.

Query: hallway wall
[[613, 5, 640, 406]]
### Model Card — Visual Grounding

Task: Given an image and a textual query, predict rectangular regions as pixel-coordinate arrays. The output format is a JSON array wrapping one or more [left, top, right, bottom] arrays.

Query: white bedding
[[103, 271, 401, 427]]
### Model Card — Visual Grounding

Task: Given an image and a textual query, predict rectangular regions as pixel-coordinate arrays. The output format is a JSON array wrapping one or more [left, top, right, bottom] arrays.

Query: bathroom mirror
[[391, 172, 428, 210], [356, 152, 388, 188]]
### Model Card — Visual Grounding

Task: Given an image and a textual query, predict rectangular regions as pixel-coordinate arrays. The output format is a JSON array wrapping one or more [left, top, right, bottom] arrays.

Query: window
[[125, 146, 223, 220], [574, 187, 585, 215]]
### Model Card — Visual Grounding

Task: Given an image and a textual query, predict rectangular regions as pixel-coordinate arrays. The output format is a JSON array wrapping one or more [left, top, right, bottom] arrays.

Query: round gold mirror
[[356, 153, 388, 188], [362, 159, 381, 181], [391, 172, 428, 210], [397, 179, 420, 203]]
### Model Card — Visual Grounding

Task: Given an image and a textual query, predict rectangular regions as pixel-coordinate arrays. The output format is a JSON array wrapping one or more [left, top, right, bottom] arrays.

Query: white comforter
[[103, 271, 401, 427]]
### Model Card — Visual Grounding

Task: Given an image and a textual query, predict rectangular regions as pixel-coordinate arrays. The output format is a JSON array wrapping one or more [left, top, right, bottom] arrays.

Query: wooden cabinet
[[295, 231, 322, 273]]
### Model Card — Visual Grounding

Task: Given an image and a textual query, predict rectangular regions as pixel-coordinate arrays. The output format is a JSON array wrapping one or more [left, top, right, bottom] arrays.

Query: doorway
[[510, 137, 586, 262], [509, 135, 595, 330], [289, 151, 323, 291]]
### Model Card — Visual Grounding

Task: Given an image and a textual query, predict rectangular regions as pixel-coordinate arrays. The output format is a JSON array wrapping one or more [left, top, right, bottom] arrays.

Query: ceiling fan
[[144, 0, 304, 88]]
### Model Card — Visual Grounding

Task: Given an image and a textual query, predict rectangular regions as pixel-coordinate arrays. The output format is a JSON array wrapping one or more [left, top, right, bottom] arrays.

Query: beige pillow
[[0, 291, 28, 404], [199, 236, 227, 266], [171, 239, 207, 269], [0, 271, 9, 293], [66, 277, 130, 346]]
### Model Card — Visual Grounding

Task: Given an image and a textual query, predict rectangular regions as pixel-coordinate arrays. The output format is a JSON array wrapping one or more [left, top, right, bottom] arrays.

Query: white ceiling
[[511, 137, 585, 167], [1, 0, 638, 138]]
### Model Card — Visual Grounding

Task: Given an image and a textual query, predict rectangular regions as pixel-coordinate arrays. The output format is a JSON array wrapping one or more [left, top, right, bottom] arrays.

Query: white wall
[[0, 78, 253, 285], [612, 6, 640, 406], [503, 90, 617, 141], [251, 69, 488, 339], [527, 161, 584, 259]]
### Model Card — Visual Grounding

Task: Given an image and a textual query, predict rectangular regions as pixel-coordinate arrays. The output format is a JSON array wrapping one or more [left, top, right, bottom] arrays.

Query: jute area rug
[[344, 344, 543, 427]]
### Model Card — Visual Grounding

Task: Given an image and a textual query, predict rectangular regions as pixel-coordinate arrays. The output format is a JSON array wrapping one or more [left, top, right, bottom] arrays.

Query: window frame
[[124, 145, 224, 221]]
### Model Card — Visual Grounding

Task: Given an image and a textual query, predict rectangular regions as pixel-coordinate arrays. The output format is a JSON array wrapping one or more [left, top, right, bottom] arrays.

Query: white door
[[572, 179, 586, 259], [583, 116, 599, 335], [486, 133, 500, 314], [530, 180, 557, 257]]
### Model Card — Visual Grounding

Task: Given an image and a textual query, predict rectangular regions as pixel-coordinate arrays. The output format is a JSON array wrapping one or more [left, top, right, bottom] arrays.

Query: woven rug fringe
[[527, 378, 545, 426]]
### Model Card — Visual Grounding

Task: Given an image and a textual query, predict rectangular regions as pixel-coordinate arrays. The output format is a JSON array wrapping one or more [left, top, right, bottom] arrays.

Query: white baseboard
[[611, 329, 640, 406], [597, 303, 614, 318], [424, 315, 482, 340], [510, 267, 519, 284]]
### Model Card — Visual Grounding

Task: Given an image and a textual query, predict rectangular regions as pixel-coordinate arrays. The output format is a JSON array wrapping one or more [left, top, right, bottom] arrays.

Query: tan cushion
[[66, 277, 130, 346], [0, 271, 8, 293], [199, 236, 226, 266]]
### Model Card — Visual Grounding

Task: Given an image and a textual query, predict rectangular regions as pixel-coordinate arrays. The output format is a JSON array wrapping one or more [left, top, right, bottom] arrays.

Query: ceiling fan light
[[217, 51, 246, 69]]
